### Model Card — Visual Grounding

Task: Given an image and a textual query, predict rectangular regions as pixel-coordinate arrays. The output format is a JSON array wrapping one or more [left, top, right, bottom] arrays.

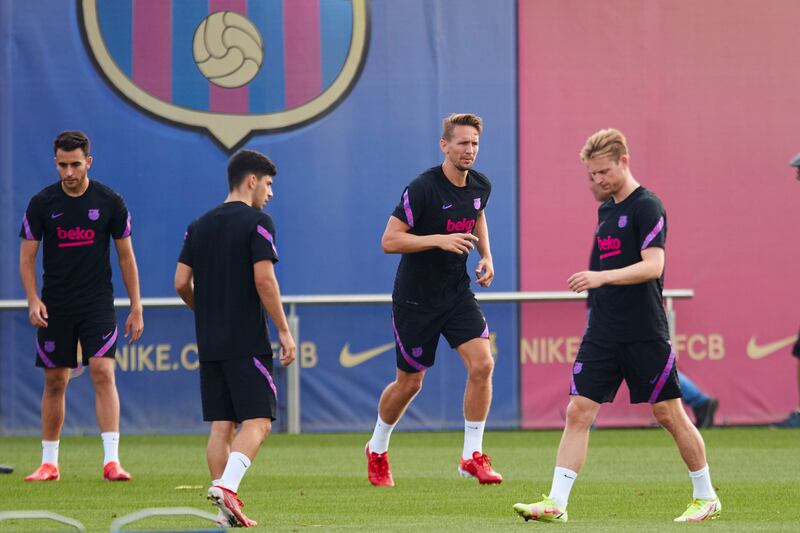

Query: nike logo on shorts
[[102, 330, 114, 340]]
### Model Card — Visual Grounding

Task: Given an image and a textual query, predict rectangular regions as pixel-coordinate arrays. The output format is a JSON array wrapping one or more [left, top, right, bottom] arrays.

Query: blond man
[[513, 129, 720, 523]]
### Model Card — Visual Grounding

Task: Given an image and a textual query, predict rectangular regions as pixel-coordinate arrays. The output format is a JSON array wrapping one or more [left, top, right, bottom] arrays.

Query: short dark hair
[[54, 130, 90, 156], [227, 149, 277, 191]]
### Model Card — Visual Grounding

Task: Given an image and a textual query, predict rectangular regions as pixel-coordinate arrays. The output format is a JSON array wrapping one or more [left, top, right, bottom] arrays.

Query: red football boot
[[207, 485, 257, 528], [365, 442, 395, 487], [24, 463, 60, 481], [103, 461, 132, 481], [459, 452, 503, 484]]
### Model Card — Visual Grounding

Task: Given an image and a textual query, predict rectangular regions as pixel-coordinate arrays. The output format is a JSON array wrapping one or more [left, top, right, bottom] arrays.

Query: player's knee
[[652, 404, 678, 429], [468, 356, 494, 381], [396, 374, 424, 396], [242, 418, 272, 442], [565, 400, 596, 429], [43, 375, 68, 395], [90, 368, 116, 389]]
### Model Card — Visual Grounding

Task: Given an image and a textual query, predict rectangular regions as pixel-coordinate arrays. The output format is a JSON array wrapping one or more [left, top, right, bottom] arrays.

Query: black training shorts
[[35, 311, 118, 368], [391, 292, 489, 373], [200, 354, 277, 422], [570, 338, 682, 404]]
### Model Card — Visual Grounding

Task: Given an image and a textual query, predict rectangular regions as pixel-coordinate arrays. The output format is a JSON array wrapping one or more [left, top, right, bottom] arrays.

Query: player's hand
[[438, 233, 478, 254], [124, 306, 144, 344], [567, 270, 606, 293], [475, 256, 494, 287], [28, 298, 48, 328], [278, 329, 297, 366]]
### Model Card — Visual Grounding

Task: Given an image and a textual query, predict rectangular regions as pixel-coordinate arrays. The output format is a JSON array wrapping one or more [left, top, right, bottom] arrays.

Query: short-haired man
[[175, 149, 296, 528], [588, 177, 719, 429], [774, 152, 800, 427], [366, 113, 502, 486], [514, 129, 720, 523], [20, 131, 143, 482]]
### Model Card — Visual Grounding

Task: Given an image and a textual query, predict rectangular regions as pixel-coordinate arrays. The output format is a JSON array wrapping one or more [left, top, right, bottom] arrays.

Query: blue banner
[[0, 0, 518, 435]]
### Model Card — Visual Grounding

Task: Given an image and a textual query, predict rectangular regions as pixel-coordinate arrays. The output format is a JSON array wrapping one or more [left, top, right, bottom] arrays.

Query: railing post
[[286, 303, 301, 434], [666, 297, 676, 341]]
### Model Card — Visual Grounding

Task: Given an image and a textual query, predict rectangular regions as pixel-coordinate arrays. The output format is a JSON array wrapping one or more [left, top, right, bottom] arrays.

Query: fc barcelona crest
[[618, 215, 628, 228], [88, 209, 100, 221], [473, 197, 481, 210], [80, 0, 370, 150]]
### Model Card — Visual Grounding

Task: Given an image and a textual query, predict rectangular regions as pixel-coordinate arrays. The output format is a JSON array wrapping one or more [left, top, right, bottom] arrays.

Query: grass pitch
[[0, 428, 798, 532]]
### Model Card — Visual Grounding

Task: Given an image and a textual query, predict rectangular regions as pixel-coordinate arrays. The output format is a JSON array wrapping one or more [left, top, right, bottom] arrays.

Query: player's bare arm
[[568, 247, 665, 293], [253, 260, 297, 366], [174, 262, 195, 310], [114, 237, 144, 343], [381, 215, 478, 255], [473, 211, 494, 287], [19, 239, 48, 328]]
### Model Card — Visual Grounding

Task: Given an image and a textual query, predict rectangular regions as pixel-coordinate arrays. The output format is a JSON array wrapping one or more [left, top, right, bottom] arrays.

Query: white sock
[[689, 464, 716, 500], [101, 432, 120, 465], [369, 415, 396, 454], [548, 466, 578, 509], [462, 419, 486, 460], [219, 452, 251, 493], [42, 440, 59, 466]]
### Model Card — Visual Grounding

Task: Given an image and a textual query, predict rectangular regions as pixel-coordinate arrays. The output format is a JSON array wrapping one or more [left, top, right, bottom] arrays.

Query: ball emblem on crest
[[193, 12, 263, 88]]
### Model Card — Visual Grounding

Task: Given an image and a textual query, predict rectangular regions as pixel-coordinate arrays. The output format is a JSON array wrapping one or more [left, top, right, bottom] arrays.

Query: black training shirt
[[585, 186, 669, 342], [391, 165, 491, 309], [178, 202, 279, 362], [20, 180, 131, 315]]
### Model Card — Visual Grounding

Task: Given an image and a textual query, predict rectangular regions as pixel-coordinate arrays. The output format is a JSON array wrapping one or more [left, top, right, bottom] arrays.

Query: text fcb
[[80, 0, 371, 150]]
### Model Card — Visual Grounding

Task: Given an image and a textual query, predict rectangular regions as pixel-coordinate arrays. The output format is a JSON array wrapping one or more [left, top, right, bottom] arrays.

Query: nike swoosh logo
[[339, 342, 395, 368], [442, 204, 453, 209], [746, 335, 797, 359], [51, 212, 64, 219], [102, 330, 113, 340]]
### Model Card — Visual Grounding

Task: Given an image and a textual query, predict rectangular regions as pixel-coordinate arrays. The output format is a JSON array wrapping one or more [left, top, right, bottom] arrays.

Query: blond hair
[[441, 113, 483, 140], [580, 128, 628, 162]]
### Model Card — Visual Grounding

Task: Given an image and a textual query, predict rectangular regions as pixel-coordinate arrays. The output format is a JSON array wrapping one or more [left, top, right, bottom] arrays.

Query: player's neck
[[441, 161, 468, 187], [225, 189, 254, 207], [612, 174, 640, 204], [61, 177, 90, 197]]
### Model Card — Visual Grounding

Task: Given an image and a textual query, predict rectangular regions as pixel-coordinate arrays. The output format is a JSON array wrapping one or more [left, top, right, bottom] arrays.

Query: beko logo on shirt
[[597, 235, 621, 259], [56, 226, 95, 247], [446, 218, 476, 233]]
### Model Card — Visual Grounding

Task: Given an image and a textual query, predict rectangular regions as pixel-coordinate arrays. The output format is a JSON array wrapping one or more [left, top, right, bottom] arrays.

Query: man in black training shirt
[[19, 131, 143, 482], [175, 149, 296, 528], [514, 129, 720, 523], [365, 113, 502, 487]]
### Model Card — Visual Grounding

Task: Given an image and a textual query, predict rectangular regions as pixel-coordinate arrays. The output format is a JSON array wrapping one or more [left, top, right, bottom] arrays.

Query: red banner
[[518, 0, 800, 427]]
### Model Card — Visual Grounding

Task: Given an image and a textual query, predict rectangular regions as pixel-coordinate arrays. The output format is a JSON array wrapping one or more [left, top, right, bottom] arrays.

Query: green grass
[[1, 428, 798, 532]]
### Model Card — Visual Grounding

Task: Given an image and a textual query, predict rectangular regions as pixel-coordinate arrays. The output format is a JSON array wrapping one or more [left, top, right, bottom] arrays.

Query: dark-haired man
[[366, 113, 502, 487], [20, 130, 143, 482], [175, 149, 296, 528]]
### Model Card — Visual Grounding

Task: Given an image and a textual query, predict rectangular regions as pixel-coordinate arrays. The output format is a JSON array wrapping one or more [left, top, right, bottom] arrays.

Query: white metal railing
[[0, 290, 693, 434]]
